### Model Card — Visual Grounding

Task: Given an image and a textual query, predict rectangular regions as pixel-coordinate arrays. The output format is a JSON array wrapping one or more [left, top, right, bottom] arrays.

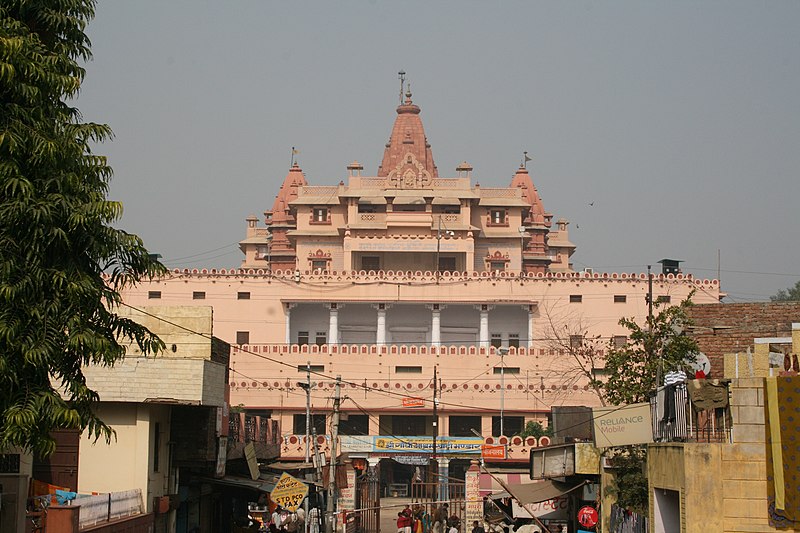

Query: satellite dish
[[686, 351, 711, 378]]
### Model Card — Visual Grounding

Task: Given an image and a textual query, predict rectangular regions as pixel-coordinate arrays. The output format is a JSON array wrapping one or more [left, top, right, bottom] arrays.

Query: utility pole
[[432, 365, 438, 502], [499, 348, 506, 437], [647, 264, 653, 325], [304, 362, 312, 533], [325, 376, 341, 533], [304, 362, 312, 463]]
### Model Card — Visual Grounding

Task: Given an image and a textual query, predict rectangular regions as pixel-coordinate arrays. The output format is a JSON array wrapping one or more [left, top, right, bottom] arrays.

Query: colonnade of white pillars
[[285, 302, 537, 347]]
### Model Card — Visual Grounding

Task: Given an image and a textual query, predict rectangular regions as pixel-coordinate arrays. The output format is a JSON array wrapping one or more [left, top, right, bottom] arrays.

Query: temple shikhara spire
[[377, 77, 438, 179], [240, 80, 576, 274]]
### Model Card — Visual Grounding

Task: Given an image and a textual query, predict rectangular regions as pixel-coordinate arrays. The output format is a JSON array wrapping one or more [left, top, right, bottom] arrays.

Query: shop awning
[[494, 477, 587, 505]]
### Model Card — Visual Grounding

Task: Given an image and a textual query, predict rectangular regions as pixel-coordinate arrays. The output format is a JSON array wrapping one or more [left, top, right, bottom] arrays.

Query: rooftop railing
[[649, 380, 732, 443]]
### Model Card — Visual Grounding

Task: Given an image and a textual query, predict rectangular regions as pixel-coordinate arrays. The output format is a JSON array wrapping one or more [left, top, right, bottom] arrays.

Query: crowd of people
[[396, 503, 469, 533]]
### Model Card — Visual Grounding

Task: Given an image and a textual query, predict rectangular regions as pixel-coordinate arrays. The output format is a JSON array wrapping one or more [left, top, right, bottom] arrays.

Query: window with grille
[[148, 291, 161, 299], [491, 334, 502, 348], [339, 415, 369, 436], [237, 291, 251, 300], [311, 260, 327, 271], [396, 366, 423, 373], [193, 291, 206, 300], [613, 335, 628, 348], [489, 209, 506, 225], [438, 256, 456, 272], [293, 414, 326, 435], [361, 256, 380, 271], [508, 334, 520, 348], [570, 335, 584, 349], [315, 332, 327, 346], [312, 207, 329, 223], [492, 416, 523, 437], [298, 331, 309, 346], [493, 367, 520, 374], [570, 294, 582, 303], [614, 294, 626, 303], [490, 261, 506, 272], [236, 331, 250, 345], [657, 295, 672, 304], [297, 365, 324, 372], [449, 416, 482, 437]]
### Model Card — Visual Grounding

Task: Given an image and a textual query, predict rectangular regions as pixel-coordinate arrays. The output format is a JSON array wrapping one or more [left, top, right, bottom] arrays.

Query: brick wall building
[[688, 301, 800, 378]]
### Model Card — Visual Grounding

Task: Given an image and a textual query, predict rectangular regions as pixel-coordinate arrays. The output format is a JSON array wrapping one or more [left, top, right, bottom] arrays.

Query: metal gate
[[410, 478, 466, 532], [356, 467, 381, 533]]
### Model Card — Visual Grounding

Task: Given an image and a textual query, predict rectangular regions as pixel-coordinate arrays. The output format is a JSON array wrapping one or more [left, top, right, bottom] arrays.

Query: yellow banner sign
[[270, 472, 309, 512]]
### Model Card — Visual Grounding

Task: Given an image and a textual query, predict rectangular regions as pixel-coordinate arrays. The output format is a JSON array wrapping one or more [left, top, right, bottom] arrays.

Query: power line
[[120, 303, 556, 415]]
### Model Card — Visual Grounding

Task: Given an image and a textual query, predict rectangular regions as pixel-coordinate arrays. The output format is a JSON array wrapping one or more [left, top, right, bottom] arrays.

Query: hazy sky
[[78, 1, 800, 302]]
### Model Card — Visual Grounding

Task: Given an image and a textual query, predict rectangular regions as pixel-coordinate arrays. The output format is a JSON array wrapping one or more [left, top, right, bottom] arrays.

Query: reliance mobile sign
[[592, 403, 653, 447]]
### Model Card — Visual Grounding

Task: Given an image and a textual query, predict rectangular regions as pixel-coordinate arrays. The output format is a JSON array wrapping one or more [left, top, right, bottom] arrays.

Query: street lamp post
[[498, 347, 508, 436]]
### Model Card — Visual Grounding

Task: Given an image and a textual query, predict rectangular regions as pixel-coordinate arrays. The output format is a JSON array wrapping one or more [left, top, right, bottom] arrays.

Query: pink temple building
[[119, 88, 722, 485]]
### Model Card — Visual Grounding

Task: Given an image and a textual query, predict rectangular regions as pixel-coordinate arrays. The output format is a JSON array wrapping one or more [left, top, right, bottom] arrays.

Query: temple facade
[[118, 90, 722, 484], [240, 91, 574, 275]]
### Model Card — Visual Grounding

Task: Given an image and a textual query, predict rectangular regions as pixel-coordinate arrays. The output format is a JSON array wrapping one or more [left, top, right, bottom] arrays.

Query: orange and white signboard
[[402, 397, 426, 408], [481, 444, 507, 460]]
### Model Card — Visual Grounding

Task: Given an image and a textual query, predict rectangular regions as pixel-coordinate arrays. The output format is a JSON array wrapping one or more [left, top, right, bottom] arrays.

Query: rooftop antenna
[[398, 70, 406, 104]]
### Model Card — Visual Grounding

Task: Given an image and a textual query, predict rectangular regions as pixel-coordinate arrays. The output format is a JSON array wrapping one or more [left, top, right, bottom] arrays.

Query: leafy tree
[[602, 295, 699, 406], [604, 446, 648, 514], [541, 303, 607, 406], [771, 280, 800, 302], [0, 1, 164, 455], [600, 295, 698, 513], [519, 420, 553, 439]]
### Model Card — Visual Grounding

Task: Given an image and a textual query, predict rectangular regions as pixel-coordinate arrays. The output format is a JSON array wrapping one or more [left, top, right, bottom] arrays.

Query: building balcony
[[228, 412, 281, 460], [649, 379, 732, 443], [234, 343, 534, 357]]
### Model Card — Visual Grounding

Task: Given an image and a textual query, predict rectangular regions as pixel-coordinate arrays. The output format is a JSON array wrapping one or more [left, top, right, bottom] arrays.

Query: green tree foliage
[[519, 420, 553, 439], [605, 447, 648, 514], [0, 1, 165, 455], [771, 280, 800, 302], [600, 296, 698, 513], [602, 296, 699, 406]]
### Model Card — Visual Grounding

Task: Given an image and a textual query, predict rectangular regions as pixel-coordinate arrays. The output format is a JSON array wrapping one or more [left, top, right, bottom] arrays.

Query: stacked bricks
[[688, 302, 800, 379], [722, 378, 772, 532]]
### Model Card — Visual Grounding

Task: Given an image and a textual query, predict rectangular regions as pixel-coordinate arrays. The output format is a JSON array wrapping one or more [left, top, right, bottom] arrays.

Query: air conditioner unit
[[601, 456, 616, 469]]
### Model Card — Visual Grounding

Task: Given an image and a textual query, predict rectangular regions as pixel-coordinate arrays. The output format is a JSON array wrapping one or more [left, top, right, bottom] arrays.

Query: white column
[[377, 306, 387, 347], [285, 304, 296, 344], [479, 307, 490, 348], [437, 458, 451, 501], [328, 303, 339, 346], [527, 305, 535, 349], [431, 308, 441, 347]]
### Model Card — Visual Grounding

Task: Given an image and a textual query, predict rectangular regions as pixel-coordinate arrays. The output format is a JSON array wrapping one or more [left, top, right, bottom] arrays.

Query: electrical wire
[[120, 302, 570, 415]]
